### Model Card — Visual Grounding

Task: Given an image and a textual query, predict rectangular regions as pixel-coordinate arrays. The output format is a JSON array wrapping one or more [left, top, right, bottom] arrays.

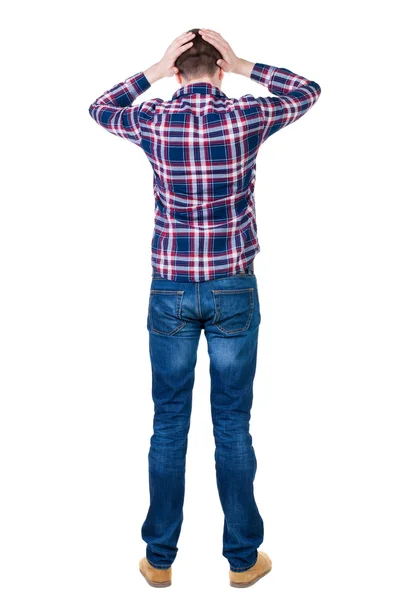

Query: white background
[[1, 1, 399, 598]]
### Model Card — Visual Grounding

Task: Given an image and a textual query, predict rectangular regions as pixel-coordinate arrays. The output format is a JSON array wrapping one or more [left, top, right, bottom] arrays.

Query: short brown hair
[[175, 28, 223, 81]]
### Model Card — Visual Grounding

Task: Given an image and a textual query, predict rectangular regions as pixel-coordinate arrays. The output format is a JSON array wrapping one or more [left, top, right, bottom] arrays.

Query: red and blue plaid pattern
[[89, 63, 321, 281]]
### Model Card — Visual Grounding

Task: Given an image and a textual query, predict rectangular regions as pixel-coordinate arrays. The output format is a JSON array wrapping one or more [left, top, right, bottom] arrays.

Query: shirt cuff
[[124, 71, 152, 96], [250, 63, 277, 85]]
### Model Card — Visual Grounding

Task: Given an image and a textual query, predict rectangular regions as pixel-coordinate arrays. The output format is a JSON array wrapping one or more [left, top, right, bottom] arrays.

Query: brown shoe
[[139, 557, 172, 587], [229, 550, 272, 588]]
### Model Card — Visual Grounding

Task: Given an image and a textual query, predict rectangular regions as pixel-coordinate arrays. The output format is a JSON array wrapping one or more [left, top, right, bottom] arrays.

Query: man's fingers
[[200, 29, 226, 43], [199, 28, 220, 36], [200, 30, 228, 50], [174, 31, 195, 44], [200, 33, 226, 53], [170, 32, 195, 51], [204, 34, 228, 48], [168, 32, 194, 50], [174, 40, 194, 56]]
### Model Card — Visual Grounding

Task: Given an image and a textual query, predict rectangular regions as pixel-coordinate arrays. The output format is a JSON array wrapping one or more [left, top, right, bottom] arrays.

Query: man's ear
[[219, 66, 224, 81], [175, 71, 182, 85]]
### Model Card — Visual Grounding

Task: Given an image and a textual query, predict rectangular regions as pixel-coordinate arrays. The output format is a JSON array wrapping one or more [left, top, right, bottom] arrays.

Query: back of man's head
[[175, 28, 223, 83]]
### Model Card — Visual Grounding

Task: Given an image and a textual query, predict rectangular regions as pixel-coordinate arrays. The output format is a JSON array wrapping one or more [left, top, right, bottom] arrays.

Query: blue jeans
[[141, 263, 264, 573]]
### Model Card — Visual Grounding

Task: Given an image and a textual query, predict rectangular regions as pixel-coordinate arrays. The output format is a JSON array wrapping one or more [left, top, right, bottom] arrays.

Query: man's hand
[[157, 31, 196, 78], [198, 29, 241, 74]]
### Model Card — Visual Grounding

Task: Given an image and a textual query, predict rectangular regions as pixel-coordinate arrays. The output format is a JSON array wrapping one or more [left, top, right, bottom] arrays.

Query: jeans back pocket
[[212, 288, 254, 334], [148, 290, 186, 335]]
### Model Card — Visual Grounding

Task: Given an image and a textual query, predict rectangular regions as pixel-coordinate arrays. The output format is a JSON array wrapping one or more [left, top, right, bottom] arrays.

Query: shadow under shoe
[[139, 557, 172, 588], [229, 550, 272, 588]]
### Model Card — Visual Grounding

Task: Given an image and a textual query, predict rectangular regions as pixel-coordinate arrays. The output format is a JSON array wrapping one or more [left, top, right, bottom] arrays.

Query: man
[[89, 28, 321, 588]]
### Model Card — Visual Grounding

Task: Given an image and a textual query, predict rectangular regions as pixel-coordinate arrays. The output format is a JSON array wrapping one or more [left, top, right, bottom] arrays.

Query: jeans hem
[[146, 558, 172, 570], [229, 556, 258, 573]]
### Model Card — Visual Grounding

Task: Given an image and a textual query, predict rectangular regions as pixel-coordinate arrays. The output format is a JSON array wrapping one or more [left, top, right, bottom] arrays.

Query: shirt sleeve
[[88, 71, 151, 146], [250, 62, 321, 142]]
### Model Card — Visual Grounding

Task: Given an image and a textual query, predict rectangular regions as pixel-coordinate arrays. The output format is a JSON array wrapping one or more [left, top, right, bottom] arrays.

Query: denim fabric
[[141, 263, 264, 572]]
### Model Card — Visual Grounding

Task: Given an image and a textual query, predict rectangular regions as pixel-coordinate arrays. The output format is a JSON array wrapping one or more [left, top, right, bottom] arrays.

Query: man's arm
[[88, 31, 196, 146], [87, 64, 162, 146], [237, 58, 322, 141], [197, 30, 321, 142]]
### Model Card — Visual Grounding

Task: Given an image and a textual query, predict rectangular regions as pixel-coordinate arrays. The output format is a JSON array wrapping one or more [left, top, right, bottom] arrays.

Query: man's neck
[[181, 79, 220, 88]]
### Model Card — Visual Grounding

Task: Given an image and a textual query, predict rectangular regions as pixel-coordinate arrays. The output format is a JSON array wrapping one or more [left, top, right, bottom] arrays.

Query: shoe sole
[[229, 565, 272, 588], [139, 567, 172, 588]]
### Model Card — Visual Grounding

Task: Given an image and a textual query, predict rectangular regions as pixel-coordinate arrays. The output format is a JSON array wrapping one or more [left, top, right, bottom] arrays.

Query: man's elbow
[[306, 81, 322, 109], [88, 103, 98, 121], [310, 80, 322, 98]]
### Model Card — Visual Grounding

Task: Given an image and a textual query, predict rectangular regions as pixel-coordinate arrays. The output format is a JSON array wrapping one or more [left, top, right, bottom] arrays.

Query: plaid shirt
[[89, 62, 321, 282]]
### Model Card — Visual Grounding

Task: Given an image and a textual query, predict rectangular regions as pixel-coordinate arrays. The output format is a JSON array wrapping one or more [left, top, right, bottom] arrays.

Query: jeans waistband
[[239, 260, 254, 274], [152, 260, 255, 277]]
